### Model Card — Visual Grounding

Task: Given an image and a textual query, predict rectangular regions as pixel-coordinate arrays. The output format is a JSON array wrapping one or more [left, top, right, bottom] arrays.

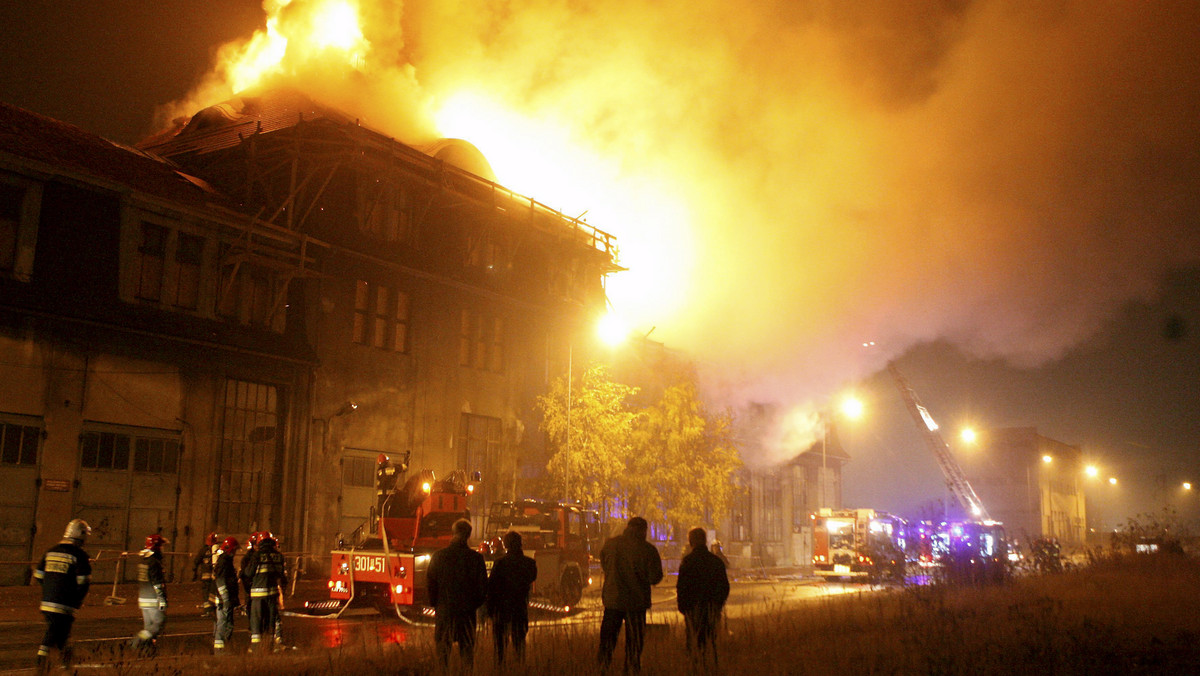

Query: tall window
[[458, 309, 504, 371], [0, 420, 39, 466], [353, 280, 409, 352], [0, 183, 22, 273], [762, 472, 782, 541], [136, 222, 166, 301], [215, 380, 282, 531], [170, 232, 204, 309], [360, 180, 411, 244], [790, 465, 808, 531], [458, 413, 501, 507]]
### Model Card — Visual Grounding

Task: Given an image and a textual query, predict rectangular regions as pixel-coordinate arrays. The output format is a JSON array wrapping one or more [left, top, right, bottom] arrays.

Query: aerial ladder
[[887, 361, 990, 520]]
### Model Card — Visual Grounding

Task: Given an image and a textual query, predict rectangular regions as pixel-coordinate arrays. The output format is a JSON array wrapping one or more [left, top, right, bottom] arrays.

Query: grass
[[80, 553, 1200, 675]]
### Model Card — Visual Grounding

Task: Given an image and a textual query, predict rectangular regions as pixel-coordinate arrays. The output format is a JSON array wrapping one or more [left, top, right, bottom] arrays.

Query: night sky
[[2, 1, 1198, 533]]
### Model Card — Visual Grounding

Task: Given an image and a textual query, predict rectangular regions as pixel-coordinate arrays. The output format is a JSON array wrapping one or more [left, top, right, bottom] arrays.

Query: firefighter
[[245, 532, 288, 651], [129, 533, 170, 656], [212, 536, 240, 653], [191, 532, 219, 617], [34, 519, 92, 673], [238, 532, 260, 611]]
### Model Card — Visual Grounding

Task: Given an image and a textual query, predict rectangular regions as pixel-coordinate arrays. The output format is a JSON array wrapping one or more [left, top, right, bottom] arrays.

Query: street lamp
[[819, 394, 863, 509], [564, 310, 630, 502]]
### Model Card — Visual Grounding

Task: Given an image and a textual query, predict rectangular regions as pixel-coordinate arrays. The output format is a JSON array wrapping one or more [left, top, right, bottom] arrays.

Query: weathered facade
[[0, 90, 616, 582], [723, 405, 849, 569]]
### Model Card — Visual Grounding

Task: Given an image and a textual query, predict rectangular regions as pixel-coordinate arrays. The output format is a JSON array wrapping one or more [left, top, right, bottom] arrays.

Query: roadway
[[0, 575, 872, 673]]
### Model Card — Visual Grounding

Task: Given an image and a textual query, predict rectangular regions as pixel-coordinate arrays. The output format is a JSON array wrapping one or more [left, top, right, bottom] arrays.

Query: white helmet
[[63, 519, 91, 543]]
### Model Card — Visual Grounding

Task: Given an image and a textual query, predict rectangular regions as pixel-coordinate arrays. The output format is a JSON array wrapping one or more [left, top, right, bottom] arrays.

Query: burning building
[[0, 89, 617, 582]]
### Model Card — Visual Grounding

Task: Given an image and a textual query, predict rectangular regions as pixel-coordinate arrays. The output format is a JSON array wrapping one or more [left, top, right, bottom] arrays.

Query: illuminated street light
[[1085, 465, 1099, 478], [596, 311, 629, 348], [1185, 482, 1193, 491], [1042, 454, 1053, 464], [960, 427, 977, 444], [840, 395, 864, 420], [1108, 477, 1117, 486]]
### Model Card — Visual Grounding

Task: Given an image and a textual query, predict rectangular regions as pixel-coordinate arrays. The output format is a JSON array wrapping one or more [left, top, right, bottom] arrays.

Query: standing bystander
[[676, 527, 730, 670], [597, 516, 664, 673], [486, 531, 538, 665], [34, 519, 91, 674], [427, 518, 487, 671]]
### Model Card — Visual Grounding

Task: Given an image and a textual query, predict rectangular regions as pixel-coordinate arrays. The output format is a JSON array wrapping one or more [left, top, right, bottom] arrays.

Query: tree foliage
[[539, 364, 744, 538], [538, 364, 638, 511], [627, 381, 743, 536]]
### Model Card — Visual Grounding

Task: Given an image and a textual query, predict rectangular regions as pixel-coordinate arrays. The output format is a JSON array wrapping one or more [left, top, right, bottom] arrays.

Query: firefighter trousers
[[37, 612, 74, 667], [249, 596, 282, 647]]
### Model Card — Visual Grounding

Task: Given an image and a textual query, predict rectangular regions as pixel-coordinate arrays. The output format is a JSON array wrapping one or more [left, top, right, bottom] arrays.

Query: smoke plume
[[167, 0, 1200, 425]]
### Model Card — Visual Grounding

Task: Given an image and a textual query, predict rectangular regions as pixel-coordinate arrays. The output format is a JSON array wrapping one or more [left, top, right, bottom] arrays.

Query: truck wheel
[[557, 569, 583, 607]]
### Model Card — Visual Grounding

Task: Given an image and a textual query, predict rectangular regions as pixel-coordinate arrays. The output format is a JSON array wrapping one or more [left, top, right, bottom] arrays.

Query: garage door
[[73, 424, 181, 583]]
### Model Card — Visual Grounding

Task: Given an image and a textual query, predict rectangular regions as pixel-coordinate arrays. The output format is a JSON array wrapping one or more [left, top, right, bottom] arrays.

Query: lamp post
[[562, 311, 629, 504], [819, 395, 863, 509]]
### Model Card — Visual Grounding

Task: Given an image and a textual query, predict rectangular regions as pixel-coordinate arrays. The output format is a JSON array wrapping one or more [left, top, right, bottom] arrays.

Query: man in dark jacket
[[427, 518, 487, 670], [677, 527, 730, 668], [34, 519, 91, 673], [597, 516, 663, 673], [212, 536, 240, 653], [245, 532, 288, 651], [486, 530, 538, 664], [129, 533, 170, 656]]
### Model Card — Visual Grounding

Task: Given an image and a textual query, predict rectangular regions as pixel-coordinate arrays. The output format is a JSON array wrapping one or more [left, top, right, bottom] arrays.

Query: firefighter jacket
[[213, 548, 239, 606], [427, 536, 487, 615], [600, 529, 664, 612], [192, 543, 216, 581], [246, 543, 287, 599], [137, 549, 168, 610], [239, 549, 256, 598], [34, 541, 92, 615], [676, 546, 730, 617], [485, 548, 537, 620]]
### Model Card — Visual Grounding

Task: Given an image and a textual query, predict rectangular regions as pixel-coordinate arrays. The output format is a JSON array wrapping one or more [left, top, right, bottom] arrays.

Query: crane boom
[[887, 361, 990, 520]]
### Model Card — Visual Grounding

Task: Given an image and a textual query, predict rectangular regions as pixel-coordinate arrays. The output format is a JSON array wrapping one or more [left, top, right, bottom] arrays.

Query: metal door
[[339, 451, 378, 539], [0, 416, 40, 585]]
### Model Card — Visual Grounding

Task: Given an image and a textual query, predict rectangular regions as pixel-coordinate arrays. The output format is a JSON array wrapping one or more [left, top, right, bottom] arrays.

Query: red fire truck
[[478, 500, 599, 608], [811, 508, 907, 582], [324, 465, 477, 618]]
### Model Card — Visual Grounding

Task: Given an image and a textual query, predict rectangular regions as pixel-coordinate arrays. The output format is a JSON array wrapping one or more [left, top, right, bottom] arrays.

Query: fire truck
[[479, 500, 599, 608], [811, 508, 907, 582], [324, 461, 477, 618]]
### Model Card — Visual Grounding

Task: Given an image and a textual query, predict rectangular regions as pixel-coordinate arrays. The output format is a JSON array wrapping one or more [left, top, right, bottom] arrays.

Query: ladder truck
[[887, 362, 1012, 578], [886, 361, 989, 520]]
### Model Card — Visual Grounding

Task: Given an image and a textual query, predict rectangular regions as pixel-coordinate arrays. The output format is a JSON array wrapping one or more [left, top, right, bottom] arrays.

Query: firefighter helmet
[[246, 532, 262, 550], [221, 536, 239, 553], [63, 519, 91, 543], [144, 533, 169, 551], [204, 531, 219, 546], [258, 531, 277, 548]]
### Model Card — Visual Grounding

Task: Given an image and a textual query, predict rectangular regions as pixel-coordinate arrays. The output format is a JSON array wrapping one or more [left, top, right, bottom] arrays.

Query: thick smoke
[[168, 1, 1200, 453]]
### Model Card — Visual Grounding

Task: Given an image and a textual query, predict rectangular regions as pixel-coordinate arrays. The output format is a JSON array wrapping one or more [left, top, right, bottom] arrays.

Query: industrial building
[[0, 90, 616, 582], [956, 427, 1087, 548]]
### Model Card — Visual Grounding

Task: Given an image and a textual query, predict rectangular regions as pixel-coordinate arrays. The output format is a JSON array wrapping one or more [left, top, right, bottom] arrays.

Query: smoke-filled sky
[[2, 0, 1198, 527]]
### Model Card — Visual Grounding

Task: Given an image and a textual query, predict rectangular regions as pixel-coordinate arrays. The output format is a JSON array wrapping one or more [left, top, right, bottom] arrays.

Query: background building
[[957, 427, 1087, 548]]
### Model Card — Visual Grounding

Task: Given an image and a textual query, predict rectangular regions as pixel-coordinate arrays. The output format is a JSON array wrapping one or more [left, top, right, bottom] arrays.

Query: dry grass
[[93, 553, 1200, 675]]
